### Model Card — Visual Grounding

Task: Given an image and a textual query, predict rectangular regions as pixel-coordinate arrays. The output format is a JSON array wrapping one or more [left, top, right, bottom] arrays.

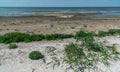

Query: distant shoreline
[[0, 12, 101, 17], [0, 12, 120, 20]]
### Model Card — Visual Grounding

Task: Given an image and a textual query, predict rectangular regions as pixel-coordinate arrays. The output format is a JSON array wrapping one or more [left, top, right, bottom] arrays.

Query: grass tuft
[[8, 43, 17, 49]]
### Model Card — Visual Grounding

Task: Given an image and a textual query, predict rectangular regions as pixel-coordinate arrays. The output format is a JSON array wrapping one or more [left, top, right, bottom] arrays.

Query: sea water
[[0, 7, 120, 17]]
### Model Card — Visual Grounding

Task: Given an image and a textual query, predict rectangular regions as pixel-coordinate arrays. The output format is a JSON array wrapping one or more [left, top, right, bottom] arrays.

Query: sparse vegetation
[[0, 29, 120, 44], [45, 34, 73, 40], [8, 43, 17, 49], [64, 30, 120, 72], [29, 51, 44, 60], [98, 29, 120, 37]]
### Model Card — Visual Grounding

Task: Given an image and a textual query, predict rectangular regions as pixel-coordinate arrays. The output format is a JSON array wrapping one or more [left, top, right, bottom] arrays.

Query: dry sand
[[0, 36, 120, 72]]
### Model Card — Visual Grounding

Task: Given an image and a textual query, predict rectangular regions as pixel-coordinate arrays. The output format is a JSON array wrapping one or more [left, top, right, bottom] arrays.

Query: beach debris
[[47, 57, 61, 69], [45, 46, 56, 55]]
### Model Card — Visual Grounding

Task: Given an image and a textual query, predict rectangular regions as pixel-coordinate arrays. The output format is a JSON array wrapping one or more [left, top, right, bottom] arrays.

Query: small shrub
[[29, 51, 44, 60], [8, 44, 17, 49]]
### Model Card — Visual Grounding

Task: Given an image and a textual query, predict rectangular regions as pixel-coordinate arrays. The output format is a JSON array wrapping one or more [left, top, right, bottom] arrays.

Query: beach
[[0, 12, 120, 72], [0, 12, 120, 35]]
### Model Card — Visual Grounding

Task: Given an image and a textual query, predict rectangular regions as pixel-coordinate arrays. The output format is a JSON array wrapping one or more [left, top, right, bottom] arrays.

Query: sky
[[0, 0, 120, 7]]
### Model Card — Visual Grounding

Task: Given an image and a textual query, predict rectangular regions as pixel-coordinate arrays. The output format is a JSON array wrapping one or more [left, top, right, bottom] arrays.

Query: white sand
[[0, 37, 120, 72]]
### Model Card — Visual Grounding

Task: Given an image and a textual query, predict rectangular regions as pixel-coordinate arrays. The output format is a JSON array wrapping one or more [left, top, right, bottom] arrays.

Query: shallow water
[[0, 7, 120, 17]]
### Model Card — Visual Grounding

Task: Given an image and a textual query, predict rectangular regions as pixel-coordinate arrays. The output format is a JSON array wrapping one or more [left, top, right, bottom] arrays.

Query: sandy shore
[[0, 13, 120, 72], [0, 12, 120, 35]]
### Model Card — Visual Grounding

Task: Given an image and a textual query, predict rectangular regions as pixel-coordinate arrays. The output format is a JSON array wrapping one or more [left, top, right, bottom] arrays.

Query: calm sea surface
[[0, 7, 120, 17]]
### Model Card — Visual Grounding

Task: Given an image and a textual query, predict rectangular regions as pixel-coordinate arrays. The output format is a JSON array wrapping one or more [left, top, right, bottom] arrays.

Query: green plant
[[75, 30, 96, 40], [98, 31, 108, 37], [98, 29, 120, 37], [1, 29, 120, 44], [29, 51, 44, 60], [45, 34, 73, 40], [0, 32, 73, 43], [65, 43, 85, 63], [8, 43, 17, 49], [30, 34, 44, 41], [64, 35, 120, 72], [108, 29, 120, 35]]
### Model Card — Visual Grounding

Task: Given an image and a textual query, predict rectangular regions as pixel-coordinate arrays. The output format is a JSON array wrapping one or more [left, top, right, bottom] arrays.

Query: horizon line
[[0, 6, 120, 7]]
